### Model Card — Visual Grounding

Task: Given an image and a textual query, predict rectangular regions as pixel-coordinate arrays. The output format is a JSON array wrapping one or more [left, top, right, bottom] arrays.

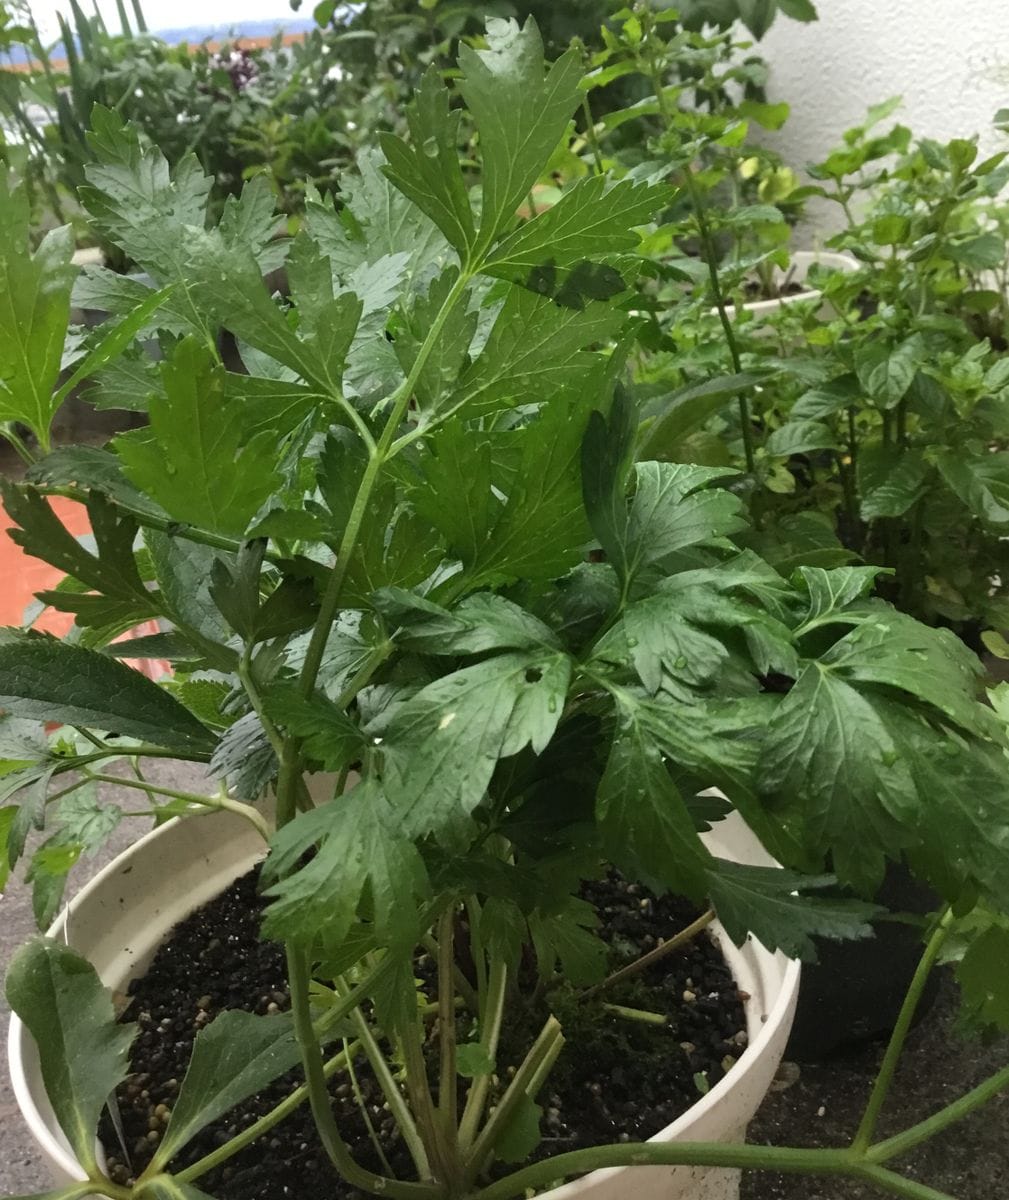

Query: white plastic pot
[[711, 249, 859, 324], [9, 807, 799, 1200]]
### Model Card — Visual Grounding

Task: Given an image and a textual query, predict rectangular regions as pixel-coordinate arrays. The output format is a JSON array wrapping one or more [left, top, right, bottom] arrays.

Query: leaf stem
[[851, 909, 952, 1152], [581, 94, 605, 176], [177, 1041, 360, 1183], [869, 1060, 1009, 1164], [582, 909, 715, 999], [82, 771, 271, 840], [458, 959, 507, 1151]]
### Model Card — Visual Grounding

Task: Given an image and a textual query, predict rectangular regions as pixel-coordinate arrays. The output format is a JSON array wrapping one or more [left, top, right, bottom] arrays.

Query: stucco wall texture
[[756, 0, 1009, 234]]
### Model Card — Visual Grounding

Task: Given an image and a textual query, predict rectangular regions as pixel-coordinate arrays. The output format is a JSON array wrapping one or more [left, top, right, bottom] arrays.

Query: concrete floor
[[1, 761, 1007, 1199]]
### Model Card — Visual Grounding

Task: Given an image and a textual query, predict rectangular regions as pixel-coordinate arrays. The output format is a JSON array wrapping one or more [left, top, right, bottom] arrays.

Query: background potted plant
[[3, 17, 1009, 1200]]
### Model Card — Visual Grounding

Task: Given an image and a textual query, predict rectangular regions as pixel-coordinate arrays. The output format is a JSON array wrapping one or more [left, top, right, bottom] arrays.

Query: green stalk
[[82, 772, 270, 840], [286, 946, 438, 1200], [465, 1016, 564, 1184], [401, 989, 464, 1193], [581, 93, 605, 175], [855, 1167, 957, 1200], [583, 909, 715, 998], [601, 1002, 668, 1026], [465, 898, 487, 1013], [869, 1061, 1009, 1164], [177, 1042, 361, 1183], [345, 1037, 396, 1178], [851, 910, 952, 1152], [458, 960, 508, 1151], [438, 908, 460, 1135], [0, 424, 36, 466]]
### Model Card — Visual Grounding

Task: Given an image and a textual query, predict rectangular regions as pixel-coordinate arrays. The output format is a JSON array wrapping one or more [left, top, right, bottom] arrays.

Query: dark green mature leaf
[[707, 861, 880, 961], [793, 565, 885, 632], [937, 450, 1009, 530], [117, 339, 280, 537], [791, 375, 860, 421], [854, 335, 926, 408], [2, 485, 157, 632], [764, 420, 837, 457], [625, 463, 744, 580], [493, 1093, 543, 1164], [0, 631, 215, 752], [380, 69, 475, 257], [597, 699, 712, 900], [528, 898, 607, 987], [411, 422, 496, 565], [582, 388, 634, 576], [262, 682, 364, 770], [395, 268, 478, 414], [380, 650, 572, 837], [451, 287, 623, 419], [484, 176, 669, 282], [470, 398, 595, 585], [758, 664, 914, 891], [5, 939, 135, 1173], [858, 446, 929, 520], [27, 446, 166, 520], [0, 178, 75, 444], [457, 18, 582, 254], [956, 925, 1009, 1031], [638, 373, 762, 462], [374, 589, 558, 655], [822, 613, 995, 738], [621, 594, 729, 693], [210, 710, 275, 801], [948, 232, 1006, 270], [262, 777, 428, 951], [151, 1012, 304, 1168]]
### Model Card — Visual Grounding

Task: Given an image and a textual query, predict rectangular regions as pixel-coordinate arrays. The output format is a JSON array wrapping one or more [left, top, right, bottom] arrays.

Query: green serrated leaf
[[5, 939, 135, 1173], [262, 682, 364, 770], [0, 630, 215, 753], [117, 339, 281, 537], [151, 1011, 304, 1169], [956, 925, 1009, 1031], [456, 1042, 495, 1078], [707, 860, 880, 961]]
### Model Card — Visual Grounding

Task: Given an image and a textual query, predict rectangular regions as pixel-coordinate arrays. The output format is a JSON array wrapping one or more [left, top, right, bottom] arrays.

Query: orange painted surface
[[0, 495, 170, 680]]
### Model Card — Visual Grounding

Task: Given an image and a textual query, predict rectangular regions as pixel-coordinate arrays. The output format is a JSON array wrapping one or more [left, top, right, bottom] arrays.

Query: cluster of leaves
[[2, 15, 1009, 1200], [636, 88, 1009, 638]]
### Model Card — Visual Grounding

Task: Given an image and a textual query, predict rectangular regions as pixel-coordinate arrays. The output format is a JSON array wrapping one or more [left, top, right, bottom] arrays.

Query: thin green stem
[[239, 646, 286, 757], [0, 424, 36, 466], [869, 1061, 1009, 1164], [177, 1042, 360, 1183], [465, 1016, 563, 1184], [286, 946, 437, 1200], [601, 1002, 668, 1026], [473, 1143, 860, 1200], [458, 960, 507, 1151], [401, 986, 462, 1193], [855, 1165, 957, 1200], [852, 909, 952, 1152], [345, 1036, 397, 1178], [581, 93, 605, 175], [465, 897, 487, 1013], [583, 909, 715, 998], [438, 908, 459, 1135], [82, 771, 271, 841]]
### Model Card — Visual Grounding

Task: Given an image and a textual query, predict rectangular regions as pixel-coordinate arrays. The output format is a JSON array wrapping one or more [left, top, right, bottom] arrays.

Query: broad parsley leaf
[[451, 286, 623, 419], [0, 631, 216, 754], [457, 18, 582, 254], [528, 897, 608, 987], [373, 588, 559, 655], [5, 939, 135, 1174], [597, 698, 713, 900], [581, 388, 635, 578], [117, 339, 281, 537], [0, 178, 75, 444], [394, 268, 478, 415], [483, 175, 670, 282], [793, 565, 886, 632], [152, 1011, 304, 1168], [707, 861, 881, 961], [619, 593, 729, 693], [625, 463, 745, 581], [380, 69, 476, 258], [380, 650, 572, 838], [410, 422, 496, 565], [262, 682, 365, 771], [210, 710, 275, 801], [262, 777, 429, 952], [758, 664, 914, 892]]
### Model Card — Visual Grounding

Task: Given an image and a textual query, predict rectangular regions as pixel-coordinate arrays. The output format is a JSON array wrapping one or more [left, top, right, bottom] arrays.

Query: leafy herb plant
[[3, 18, 1009, 1200]]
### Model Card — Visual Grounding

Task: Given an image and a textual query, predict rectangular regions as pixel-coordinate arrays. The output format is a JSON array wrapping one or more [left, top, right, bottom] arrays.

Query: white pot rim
[[9, 810, 800, 1192]]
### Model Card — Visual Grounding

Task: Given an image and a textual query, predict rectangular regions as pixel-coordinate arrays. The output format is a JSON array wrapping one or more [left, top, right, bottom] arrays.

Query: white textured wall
[[757, 0, 1009, 234]]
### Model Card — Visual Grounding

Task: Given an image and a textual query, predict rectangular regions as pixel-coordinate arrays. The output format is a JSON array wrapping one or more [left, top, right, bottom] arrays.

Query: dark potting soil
[[99, 869, 747, 1199]]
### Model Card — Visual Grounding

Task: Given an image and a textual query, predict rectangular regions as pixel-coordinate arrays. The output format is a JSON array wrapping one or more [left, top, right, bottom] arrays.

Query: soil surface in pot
[[99, 868, 747, 1199]]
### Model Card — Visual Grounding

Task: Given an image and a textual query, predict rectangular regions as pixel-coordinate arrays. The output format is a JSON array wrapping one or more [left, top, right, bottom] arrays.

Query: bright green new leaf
[[380, 650, 572, 838], [854, 335, 925, 409], [262, 777, 429, 951], [5, 939, 135, 1173], [493, 1092, 543, 1164], [457, 18, 583, 255], [0, 630, 216, 753], [151, 1011, 305, 1169], [456, 1042, 495, 1078], [0, 178, 75, 447], [707, 861, 880, 961], [117, 339, 281, 537], [483, 175, 669, 282]]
